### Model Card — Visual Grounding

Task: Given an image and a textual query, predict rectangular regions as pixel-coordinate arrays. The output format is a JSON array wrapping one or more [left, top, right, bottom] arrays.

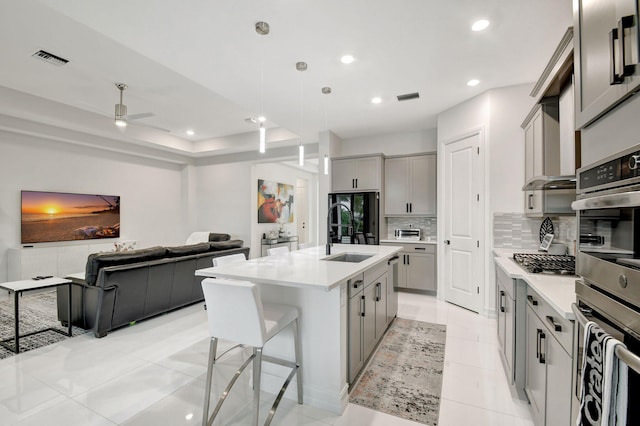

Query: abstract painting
[[258, 179, 294, 223]]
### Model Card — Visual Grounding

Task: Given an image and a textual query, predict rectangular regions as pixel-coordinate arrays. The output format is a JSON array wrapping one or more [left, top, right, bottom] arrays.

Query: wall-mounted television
[[21, 190, 120, 244]]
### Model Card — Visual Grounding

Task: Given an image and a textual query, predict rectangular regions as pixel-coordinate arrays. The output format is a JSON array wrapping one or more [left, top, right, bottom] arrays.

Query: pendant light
[[297, 61, 307, 166], [322, 86, 332, 175], [256, 21, 269, 153]]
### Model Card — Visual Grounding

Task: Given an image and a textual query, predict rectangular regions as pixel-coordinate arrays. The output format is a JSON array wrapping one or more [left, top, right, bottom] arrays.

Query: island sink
[[322, 253, 373, 263]]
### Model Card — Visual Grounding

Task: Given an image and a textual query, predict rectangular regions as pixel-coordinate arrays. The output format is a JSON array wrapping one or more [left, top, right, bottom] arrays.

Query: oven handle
[[572, 190, 640, 210], [571, 303, 640, 374]]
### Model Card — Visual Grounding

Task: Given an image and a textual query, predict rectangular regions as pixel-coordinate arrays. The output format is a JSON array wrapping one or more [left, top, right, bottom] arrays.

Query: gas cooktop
[[512, 253, 576, 275]]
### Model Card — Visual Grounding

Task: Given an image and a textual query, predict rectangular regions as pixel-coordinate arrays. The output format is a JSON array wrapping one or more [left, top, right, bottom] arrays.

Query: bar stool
[[267, 246, 289, 256], [201, 278, 303, 426], [212, 253, 247, 266]]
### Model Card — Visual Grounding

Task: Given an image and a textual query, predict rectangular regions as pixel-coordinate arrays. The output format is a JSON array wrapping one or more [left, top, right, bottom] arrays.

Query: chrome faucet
[[326, 202, 354, 255]]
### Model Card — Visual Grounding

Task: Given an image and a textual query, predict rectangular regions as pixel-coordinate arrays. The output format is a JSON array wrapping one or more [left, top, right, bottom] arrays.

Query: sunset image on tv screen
[[21, 191, 120, 244]]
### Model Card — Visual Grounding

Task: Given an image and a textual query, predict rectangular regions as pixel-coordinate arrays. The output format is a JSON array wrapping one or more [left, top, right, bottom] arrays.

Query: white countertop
[[493, 248, 577, 320], [196, 244, 402, 291], [380, 239, 437, 245]]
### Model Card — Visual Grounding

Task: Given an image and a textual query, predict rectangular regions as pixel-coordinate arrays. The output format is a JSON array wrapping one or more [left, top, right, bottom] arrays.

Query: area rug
[[349, 318, 446, 425], [0, 290, 87, 359]]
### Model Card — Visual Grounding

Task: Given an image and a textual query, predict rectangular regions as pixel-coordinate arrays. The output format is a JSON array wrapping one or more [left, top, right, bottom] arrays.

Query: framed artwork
[[258, 179, 294, 223]]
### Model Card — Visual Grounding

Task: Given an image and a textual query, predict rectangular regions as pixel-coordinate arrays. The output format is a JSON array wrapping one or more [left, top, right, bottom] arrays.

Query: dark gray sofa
[[57, 235, 249, 337]]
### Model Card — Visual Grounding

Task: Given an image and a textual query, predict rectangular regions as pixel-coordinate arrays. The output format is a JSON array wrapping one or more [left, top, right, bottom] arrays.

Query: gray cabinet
[[574, 0, 640, 128], [393, 243, 436, 291], [524, 287, 573, 426], [332, 155, 382, 192], [384, 155, 436, 216], [347, 259, 395, 384]]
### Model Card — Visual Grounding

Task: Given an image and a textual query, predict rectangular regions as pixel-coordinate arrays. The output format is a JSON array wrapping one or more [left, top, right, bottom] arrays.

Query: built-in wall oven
[[572, 144, 640, 424]]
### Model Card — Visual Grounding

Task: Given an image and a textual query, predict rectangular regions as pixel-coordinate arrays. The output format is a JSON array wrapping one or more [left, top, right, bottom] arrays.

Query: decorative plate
[[539, 217, 554, 243]]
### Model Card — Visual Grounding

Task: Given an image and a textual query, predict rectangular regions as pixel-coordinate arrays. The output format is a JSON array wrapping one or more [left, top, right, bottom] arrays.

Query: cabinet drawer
[[526, 287, 573, 354], [348, 273, 365, 298], [364, 262, 387, 286]]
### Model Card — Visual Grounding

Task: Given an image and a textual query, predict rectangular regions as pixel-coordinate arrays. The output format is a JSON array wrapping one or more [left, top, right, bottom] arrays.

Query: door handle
[[444, 240, 450, 245], [409, 203, 412, 213], [352, 279, 364, 290], [527, 295, 538, 306], [376, 282, 381, 301], [536, 329, 541, 360], [539, 331, 546, 364], [360, 295, 365, 317], [406, 203, 409, 213], [610, 27, 625, 85], [527, 193, 534, 210], [499, 290, 505, 313], [355, 178, 358, 188], [407, 254, 410, 265], [618, 16, 636, 78]]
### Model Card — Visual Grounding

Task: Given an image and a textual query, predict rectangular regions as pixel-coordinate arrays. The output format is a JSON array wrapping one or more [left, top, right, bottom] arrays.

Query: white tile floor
[[0, 291, 533, 425]]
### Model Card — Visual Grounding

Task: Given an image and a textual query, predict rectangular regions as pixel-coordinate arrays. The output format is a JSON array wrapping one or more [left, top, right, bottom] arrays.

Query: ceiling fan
[[113, 83, 169, 132]]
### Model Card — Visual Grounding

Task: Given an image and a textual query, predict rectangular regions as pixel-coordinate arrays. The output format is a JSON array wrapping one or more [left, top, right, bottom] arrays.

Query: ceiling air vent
[[396, 92, 420, 102], [32, 50, 69, 66]]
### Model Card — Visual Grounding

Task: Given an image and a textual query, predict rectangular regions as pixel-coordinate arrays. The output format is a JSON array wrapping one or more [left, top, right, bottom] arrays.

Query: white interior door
[[443, 132, 483, 313], [296, 178, 309, 244]]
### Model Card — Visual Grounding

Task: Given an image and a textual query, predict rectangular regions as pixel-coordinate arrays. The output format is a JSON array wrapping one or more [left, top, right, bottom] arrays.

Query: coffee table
[[0, 277, 72, 354]]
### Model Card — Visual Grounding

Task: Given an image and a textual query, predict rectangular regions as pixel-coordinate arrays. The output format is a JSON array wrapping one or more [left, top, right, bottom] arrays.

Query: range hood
[[522, 175, 576, 191]]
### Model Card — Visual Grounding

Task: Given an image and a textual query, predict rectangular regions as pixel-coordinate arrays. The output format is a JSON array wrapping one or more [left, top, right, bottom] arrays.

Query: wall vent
[[32, 50, 69, 66], [396, 92, 420, 102]]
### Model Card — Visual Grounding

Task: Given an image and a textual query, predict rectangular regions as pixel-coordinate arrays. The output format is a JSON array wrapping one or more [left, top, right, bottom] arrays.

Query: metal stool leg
[[293, 319, 303, 404], [253, 347, 263, 426], [202, 337, 218, 426]]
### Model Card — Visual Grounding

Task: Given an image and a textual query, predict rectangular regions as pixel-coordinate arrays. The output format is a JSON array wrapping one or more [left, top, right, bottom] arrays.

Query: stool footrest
[[205, 353, 255, 426], [264, 363, 300, 426], [262, 354, 298, 369]]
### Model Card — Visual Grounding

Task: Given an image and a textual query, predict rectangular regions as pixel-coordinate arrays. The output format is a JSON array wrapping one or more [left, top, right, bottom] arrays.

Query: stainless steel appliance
[[394, 228, 421, 240], [571, 144, 640, 424], [328, 192, 379, 244], [512, 253, 576, 275]]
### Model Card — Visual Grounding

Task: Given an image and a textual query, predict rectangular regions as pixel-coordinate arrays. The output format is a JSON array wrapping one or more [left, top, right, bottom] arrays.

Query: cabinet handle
[[355, 178, 358, 188], [546, 315, 562, 332], [527, 193, 534, 210], [353, 279, 363, 289], [618, 16, 636, 78], [415, 247, 426, 251], [375, 282, 381, 301], [527, 295, 538, 306], [409, 203, 412, 213], [539, 331, 546, 364], [499, 290, 505, 313], [360, 295, 365, 317], [352, 178, 355, 189], [406, 203, 409, 213], [407, 254, 410, 265], [610, 27, 625, 85]]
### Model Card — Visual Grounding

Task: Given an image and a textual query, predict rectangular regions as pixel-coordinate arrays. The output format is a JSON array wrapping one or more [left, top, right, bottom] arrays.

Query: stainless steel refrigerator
[[328, 192, 379, 245]]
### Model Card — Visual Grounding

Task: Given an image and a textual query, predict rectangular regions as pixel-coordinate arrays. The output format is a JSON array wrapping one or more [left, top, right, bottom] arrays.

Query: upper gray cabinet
[[384, 154, 436, 216], [332, 155, 382, 192], [574, 0, 640, 129]]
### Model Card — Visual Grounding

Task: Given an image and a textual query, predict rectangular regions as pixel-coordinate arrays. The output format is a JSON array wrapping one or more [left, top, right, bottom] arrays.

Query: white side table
[[0, 277, 72, 353]]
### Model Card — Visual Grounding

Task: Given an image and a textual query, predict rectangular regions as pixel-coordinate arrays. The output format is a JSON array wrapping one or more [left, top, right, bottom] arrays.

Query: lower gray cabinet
[[524, 288, 573, 426], [348, 262, 394, 384], [384, 242, 436, 291]]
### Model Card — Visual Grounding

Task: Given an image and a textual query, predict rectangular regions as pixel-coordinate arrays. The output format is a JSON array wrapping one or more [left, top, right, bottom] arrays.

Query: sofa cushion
[[85, 246, 168, 286], [166, 242, 211, 257], [209, 239, 244, 251], [209, 233, 231, 242]]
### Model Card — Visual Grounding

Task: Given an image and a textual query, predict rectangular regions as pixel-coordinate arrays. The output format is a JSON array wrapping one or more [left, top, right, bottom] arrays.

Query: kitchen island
[[195, 244, 402, 414]]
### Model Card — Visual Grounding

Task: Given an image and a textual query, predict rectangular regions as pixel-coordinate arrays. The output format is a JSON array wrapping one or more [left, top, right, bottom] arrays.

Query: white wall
[[337, 129, 437, 157], [436, 84, 536, 317], [0, 130, 191, 281]]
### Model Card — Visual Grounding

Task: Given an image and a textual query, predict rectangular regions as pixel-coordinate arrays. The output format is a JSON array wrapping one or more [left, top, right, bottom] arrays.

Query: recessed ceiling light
[[471, 19, 490, 32], [371, 97, 382, 104], [186, 130, 195, 136], [341, 55, 355, 64], [257, 116, 266, 122], [467, 79, 480, 87]]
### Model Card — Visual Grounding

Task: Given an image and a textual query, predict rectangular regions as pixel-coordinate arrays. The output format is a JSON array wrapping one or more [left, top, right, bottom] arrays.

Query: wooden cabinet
[[524, 287, 573, 426], [384, 155, 436, 216], [332, 155, 382, 192], [574, 0, 640, 129]]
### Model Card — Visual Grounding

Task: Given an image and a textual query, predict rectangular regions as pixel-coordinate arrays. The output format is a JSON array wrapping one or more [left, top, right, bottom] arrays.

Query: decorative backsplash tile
[[386, 217, 437, 239], [493, 213, 576, 250]]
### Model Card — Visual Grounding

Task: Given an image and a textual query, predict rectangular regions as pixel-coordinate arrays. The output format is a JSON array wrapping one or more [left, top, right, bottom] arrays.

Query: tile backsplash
[[386, 217, 437, 239], [493, 213, 576, 251]]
